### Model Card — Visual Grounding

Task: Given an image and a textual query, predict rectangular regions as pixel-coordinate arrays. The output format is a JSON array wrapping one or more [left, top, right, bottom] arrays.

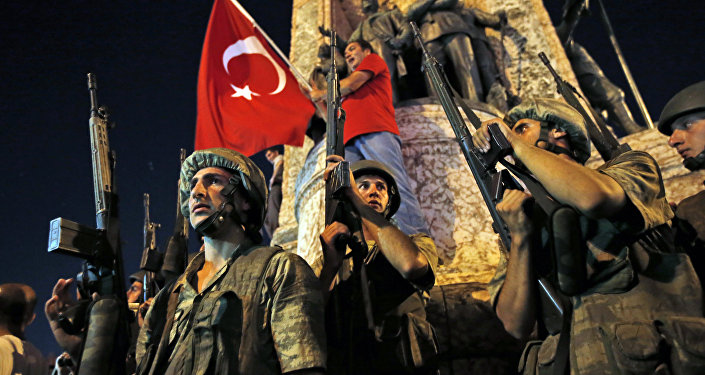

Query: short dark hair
[[348, 39, 375, 54], [0, 284, 35, 333], [265, 145, 284, 155]]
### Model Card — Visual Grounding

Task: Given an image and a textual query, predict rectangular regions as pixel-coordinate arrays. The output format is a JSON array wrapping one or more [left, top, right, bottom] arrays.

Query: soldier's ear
[[551, 128, 568, 139]]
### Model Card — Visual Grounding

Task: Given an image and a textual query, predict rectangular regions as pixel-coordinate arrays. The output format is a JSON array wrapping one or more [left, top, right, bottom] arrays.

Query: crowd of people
[[2, 23, 705, 375]]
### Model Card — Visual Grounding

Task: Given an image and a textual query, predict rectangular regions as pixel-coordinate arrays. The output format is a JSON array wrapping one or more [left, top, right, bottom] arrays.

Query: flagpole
[[230, 0, 312, 91]]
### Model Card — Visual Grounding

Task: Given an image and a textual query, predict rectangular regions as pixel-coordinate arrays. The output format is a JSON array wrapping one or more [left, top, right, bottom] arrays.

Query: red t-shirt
[[341, 53, 399, 144]]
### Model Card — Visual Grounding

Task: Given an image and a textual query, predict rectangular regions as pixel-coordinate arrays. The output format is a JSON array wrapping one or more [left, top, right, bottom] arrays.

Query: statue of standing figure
[[406, 0, 514, 111], [555, 0, 645, 134], [320, 0, 413, 104]]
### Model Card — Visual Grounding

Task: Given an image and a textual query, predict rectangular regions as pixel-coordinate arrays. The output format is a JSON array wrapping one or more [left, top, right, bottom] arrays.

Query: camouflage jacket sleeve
[[408, 233, 439, 291], [267, 252, 327, 373], [597, 151, 674, 233], [135, 293, 156, 365]]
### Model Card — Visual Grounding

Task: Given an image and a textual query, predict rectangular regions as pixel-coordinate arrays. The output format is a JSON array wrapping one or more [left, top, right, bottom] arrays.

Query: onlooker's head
[[658, 81, 705, 170], [265, 146, 283, 164], [0, 283, 37, 338], [344, 40, 374, 71], [504, 98, 591, 164]]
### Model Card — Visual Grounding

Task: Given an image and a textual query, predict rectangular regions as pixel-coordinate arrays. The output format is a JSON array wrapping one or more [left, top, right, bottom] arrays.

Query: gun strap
[[449, 85, 484, 130], [499, 161, 561, 214], [553, 302, 573, 375]]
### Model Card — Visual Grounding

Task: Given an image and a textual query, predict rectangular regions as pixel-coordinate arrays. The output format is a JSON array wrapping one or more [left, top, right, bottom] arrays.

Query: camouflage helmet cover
[[179, 148, 268, 227], [505, 97, 592, 163], [351, 160, 401, 218], [658, 81, 705, 135], [129, 270, 146, 284]]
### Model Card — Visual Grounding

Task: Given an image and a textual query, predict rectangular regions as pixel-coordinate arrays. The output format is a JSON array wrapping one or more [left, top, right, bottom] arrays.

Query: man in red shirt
[[308, 39, 429, 235]]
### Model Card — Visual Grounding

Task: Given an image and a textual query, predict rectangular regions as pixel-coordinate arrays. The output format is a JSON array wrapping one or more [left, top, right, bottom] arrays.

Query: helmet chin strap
[[195, 201, 236, 237], [194, 175, 245, 237], [683, 150, 705, 171]]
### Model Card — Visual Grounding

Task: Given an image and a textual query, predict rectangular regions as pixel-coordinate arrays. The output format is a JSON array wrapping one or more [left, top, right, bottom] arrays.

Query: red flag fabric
[[195, 0, 315, 156]]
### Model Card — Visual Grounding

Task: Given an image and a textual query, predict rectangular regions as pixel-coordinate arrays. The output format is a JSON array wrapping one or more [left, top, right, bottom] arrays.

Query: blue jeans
[[345, 131, 430, 235]]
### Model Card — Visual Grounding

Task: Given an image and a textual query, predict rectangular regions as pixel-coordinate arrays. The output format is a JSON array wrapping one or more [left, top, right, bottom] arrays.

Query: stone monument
[[272, 0, 705, 373]]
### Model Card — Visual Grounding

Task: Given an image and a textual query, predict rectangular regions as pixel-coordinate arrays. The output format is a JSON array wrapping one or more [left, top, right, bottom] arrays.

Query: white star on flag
[[230, 84, 259, 100]]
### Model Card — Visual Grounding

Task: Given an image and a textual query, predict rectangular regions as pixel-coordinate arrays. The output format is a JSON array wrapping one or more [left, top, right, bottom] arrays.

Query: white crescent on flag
[[222, 35, 286, 100]]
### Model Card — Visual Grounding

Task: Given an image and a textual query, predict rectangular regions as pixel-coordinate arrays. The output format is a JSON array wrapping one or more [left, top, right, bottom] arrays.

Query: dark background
[[0, 0, 702, 359]]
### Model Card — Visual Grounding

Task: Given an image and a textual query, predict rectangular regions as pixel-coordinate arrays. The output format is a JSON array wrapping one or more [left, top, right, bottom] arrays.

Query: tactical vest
[[524, 245, 705, 375], [136, 246, 283, 375]]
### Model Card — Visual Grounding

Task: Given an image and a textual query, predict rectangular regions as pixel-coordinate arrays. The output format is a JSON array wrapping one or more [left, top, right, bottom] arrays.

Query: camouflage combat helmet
[[505, 97, 592, 164], [351, 160, 401, 219], [179, 148, 268, 236], [129, 270, 146, 284], [658, 81, 705, 135]]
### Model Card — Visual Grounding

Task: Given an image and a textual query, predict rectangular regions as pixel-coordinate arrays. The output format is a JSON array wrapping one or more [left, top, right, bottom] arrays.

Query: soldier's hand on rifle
[[473, 117, 521, 153], [320, 221, 351, 271], [45, 279, 77, 322], [496, 189, 533, 237], [324, 155, 367, 205], [44, 278, 83, 358], [137, 297, 153, 328], [324, 155, 344, 179]]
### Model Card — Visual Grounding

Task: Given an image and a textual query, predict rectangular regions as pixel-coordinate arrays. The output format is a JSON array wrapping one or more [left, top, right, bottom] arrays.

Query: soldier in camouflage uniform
[[658, 80, 705, 284], [317, 156, 439, 375], [136, 148, 326, 375], [474, 98, 705, 374]]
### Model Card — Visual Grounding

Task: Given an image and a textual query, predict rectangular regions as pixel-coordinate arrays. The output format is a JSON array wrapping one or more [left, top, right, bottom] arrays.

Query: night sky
[[1, 0, 702, 359]]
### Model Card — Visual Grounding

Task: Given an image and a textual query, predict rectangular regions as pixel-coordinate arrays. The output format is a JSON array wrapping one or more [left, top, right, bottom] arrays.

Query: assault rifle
[[139, 193, 161, 300], [324, 31, 374, 330], [410, 22, 566, 323], [47, 73, 130, 374], [161, 148, 189, 284], [139, 149, 190, 294], [539, 51, 630, 161]]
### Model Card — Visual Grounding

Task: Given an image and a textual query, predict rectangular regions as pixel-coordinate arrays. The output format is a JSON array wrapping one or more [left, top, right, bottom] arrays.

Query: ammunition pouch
[[518, 334, 563, 375], [657, 317, 705, 374], [598, 317, 705, 375], [522, 317, 705, 375], [372, 312, 440, 374]]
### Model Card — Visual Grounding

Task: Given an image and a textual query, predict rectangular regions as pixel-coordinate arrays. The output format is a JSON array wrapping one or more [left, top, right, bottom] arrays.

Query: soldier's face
[[344, 42, 371, 71], [356, 175, 389, 214], [512, 118, 542, 145], [126, 281, 143, 303], [188, 167, 235, 228], [668, 111, 705, 160]]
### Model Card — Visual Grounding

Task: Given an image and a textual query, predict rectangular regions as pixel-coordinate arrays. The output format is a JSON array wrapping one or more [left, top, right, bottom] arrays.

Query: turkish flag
[[195, 0, 315, 156]]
